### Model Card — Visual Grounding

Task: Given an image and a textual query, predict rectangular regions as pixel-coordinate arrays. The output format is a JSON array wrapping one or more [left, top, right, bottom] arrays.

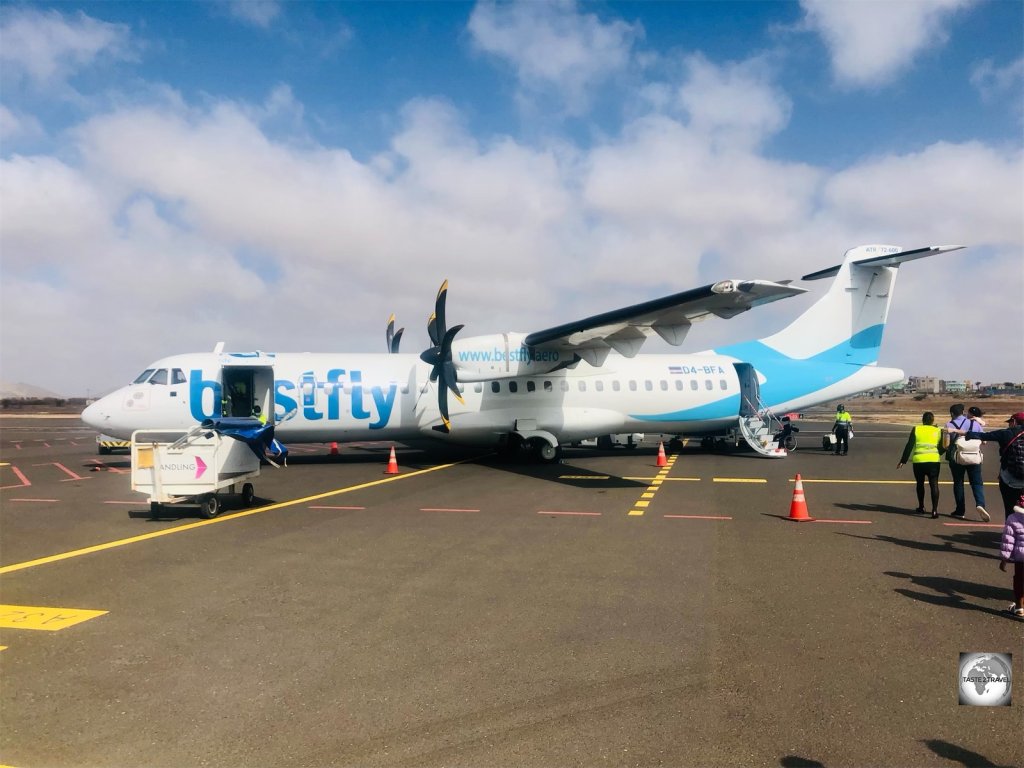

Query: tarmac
[[1, 414, 1022, 768]]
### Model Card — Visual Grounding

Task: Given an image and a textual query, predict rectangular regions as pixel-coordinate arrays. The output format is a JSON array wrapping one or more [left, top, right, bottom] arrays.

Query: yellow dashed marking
[[558, 475, 611, 480], [629, 456, 677, 516], [0, 604, 108, 631], [712, 477, 767, 483]]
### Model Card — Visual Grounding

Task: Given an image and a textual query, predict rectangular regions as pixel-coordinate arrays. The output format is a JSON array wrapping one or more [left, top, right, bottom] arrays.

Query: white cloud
[[467, 0, 641, 114], [0, 7, 134, 86], [675, 54, 792, 149], [220, 0, 282, 28], [0, 104, 44, 141], [800, 0, 974, 88], [971, 56, 1024, 115]]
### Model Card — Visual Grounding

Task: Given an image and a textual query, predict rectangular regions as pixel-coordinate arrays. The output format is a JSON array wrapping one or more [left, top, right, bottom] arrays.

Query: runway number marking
[[629, 454, 677, 516], [0, 604, 108, 631]]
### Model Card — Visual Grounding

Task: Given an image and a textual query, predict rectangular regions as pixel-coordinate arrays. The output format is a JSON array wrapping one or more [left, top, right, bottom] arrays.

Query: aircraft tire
[[242, 483, 255, 507], [536, 441, 560, 463], [199, 494, 220, 519]]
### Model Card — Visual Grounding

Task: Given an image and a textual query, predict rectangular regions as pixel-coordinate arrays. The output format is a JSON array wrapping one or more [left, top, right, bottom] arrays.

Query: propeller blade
[[391, 327, 404, 354], [427, 312, 438, 347], [437, 382, 451, 432], [386, 314, 395, 353], [434, 280, 448, 341]]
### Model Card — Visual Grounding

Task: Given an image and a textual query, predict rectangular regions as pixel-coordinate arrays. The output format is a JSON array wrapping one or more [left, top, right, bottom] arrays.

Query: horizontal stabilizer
[[802, 245, 964, 281]]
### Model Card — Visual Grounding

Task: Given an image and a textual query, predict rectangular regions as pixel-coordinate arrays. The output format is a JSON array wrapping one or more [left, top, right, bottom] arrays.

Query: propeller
[[419, 280, 464, 432], [386, 314, 404, 354]]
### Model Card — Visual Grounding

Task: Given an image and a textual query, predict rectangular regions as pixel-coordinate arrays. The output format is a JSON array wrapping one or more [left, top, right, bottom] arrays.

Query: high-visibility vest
[[835, 410, 852, 425], [911, 425, 942, 463]]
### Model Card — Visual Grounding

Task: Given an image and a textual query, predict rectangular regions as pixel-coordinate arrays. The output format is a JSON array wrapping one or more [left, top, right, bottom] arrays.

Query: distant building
[[943, 380, 968, 394]]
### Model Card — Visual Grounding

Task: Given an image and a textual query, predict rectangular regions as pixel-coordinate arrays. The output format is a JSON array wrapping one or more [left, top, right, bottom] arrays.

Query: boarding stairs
[[737, 398, 788, 458]]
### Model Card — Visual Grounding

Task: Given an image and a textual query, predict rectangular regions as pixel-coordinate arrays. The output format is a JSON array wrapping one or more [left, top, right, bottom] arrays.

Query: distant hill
[[0, 380, 66, 399]]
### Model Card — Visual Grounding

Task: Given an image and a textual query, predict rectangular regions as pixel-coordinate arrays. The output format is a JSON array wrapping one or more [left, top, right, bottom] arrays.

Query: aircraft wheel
[[597, 435, 613, 450], [241, 483, 255, 507], [199, 494, 220, 519], [700, 436, 714, 450], [537, 441, 560, 463]]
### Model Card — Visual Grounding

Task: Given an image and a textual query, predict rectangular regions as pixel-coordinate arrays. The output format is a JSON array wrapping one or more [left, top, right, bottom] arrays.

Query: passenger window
[[543, 380, 552, 392], [171, 369, 187, 385], [690, 380, 698, 391], [474, 383, 483, 393], [644, 380, 653, 391], [719, 379, 728, 390], [491, 381, 501, 393], [705, 379, 713, 390], [660, 380, 668, 391], [527, 381, 536, 392], [509, 381, 518, 393], [612, 380, 621, 392], [133, 369, 155, 384], [675, 380, 683, 390], [150, 369, 169, 385], [560, 381, 569, 392], [629, 380, 637, 391], [595, 381, 604, 392], [576, 381, 585, 392]]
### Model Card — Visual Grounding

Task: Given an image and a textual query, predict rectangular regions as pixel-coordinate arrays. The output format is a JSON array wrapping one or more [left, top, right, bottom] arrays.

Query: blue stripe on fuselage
[[628, 327, 882, 422]]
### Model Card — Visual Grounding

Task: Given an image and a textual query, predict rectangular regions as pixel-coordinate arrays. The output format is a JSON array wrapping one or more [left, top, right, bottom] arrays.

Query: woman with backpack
[[956, 412, 1024, 519], [943, 404, 989, 521]]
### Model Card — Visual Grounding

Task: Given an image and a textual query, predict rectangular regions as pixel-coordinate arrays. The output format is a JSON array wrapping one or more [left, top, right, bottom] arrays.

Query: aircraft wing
[[523, 279, 806, 362]]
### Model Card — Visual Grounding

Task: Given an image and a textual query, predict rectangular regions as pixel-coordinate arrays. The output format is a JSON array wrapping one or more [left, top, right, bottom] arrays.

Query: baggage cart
[[131, 425, 261, 518]]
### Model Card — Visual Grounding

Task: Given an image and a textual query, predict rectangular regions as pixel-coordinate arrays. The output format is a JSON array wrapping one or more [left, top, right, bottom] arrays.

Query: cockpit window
[[171, 368, 187, 385], [149, 369, 169, 385], [133, 369, 156, 384]]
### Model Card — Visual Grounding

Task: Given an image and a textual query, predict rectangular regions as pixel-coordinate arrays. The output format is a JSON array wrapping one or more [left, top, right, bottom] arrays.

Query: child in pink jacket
[[999, 493, 1024, 618]]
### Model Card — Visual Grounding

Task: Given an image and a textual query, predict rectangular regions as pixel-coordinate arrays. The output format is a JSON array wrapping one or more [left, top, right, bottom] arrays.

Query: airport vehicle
[[82, 244, 963, 462], [131, 425, 262, 518]]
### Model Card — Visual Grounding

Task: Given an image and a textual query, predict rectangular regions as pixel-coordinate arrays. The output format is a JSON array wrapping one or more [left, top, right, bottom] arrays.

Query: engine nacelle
[[450, 333, 568, 382]]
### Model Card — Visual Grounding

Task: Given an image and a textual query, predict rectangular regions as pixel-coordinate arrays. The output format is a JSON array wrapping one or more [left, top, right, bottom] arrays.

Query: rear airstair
[[737, 397, 789, 458]]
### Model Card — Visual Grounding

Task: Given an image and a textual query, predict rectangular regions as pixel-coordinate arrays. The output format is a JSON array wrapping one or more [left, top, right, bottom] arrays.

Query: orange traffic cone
[[788, 473, 813, 521], [385, 445, 399, 474], [330, 442, 339, 456], [656, 441, 667, 467]]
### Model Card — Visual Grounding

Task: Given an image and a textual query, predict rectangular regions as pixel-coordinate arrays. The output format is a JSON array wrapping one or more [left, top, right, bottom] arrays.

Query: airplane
[[82, 244, 964, 461]]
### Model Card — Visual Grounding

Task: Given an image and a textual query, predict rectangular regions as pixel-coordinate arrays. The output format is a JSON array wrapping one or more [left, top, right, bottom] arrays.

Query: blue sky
[[1, 0, 1022, 395]]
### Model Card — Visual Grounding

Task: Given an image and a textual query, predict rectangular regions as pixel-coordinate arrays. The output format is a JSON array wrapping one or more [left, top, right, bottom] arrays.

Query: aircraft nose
[[81, 398, 111, 431]]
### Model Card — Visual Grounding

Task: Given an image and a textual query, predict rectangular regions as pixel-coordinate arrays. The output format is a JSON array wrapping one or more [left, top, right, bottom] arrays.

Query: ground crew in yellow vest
[[897, 411, 944, 518], [832, 404, 853, 455]]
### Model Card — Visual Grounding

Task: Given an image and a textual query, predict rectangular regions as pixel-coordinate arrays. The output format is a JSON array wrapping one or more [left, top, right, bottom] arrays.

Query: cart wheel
[[242, 483, 255, 507], [149, 502, 162, 518], [200, 494, 220, 519]]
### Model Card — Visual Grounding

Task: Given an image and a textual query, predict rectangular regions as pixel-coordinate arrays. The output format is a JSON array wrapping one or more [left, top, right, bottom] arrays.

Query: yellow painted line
[[640, 492, 655, 499], [628, 510, 645, 516], [712, 478, 768, 483], [0, 604, 108, 631], [624, 476, 700, 482], [558, 475, 611, 480], [0, 459, 474, 575], [634, 500, 650, 508]]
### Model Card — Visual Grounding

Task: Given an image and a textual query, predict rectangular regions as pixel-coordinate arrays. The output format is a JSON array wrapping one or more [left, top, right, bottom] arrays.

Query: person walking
[[898, 411, 944, 518], [998, 493, 1024, 618], [958, 412, 1024, 519], [832, 403, 853, 456], [944, 404, 989, 521]]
